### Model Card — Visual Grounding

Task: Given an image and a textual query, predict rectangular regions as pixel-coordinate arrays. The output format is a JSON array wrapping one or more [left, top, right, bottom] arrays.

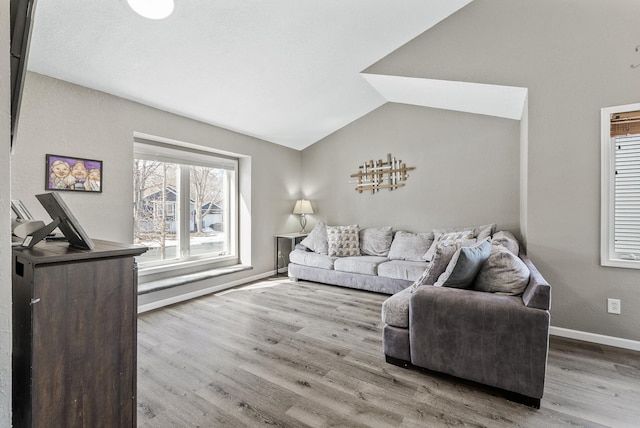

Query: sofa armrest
[[520, 255, 551, 310], [409, 286, 550, 399]]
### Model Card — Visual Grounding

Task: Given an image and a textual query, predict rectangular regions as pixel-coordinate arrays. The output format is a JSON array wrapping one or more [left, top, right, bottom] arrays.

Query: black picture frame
[[45, 154, 103, 193]]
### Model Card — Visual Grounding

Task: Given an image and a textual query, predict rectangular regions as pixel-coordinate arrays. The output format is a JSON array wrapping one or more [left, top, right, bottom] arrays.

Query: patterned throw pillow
[[327, 225, 360, 257], [423, 230, 475, 262], [409, 265, 432, 293]]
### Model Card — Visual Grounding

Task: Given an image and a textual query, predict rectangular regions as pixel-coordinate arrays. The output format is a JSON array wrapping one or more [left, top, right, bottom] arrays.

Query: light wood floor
[[137, 278, 640, 427]]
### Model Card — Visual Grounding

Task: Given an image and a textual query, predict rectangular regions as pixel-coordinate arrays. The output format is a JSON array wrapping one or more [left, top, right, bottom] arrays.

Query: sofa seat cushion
[[381, 286, 413, 328], [334, 256, 389, 276], [378, 260, 429, 282], [289, 249, 337, 270]]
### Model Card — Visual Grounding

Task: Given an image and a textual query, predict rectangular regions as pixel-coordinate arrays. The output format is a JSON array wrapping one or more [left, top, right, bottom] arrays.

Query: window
[[601, 104, 640, 268], [133, 139, 238, 272]]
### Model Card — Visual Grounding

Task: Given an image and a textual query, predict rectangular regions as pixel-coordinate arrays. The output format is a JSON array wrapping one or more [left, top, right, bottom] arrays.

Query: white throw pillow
[[300, 221, 328, 255]]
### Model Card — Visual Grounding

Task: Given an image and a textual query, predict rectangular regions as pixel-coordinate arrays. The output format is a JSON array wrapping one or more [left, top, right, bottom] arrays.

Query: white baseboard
[[137, 270, 278, 314], [550, 326, 640, 352]]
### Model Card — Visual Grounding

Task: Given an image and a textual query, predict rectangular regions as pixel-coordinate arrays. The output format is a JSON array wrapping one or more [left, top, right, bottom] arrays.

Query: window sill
[[138, 255, 238, 277], [138, 264, 252, 295], [601, 258, 640, 270]]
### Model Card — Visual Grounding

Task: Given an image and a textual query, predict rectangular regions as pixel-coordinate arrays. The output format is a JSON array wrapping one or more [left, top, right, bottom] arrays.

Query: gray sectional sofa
[[288, 223, 448, 293], [288, 221, 552, 407], [382, 254, 551, 407]]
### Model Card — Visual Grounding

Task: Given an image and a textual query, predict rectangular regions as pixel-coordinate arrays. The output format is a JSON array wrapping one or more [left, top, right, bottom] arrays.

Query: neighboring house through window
[[133, 138, 238, 273], [601, 104, 640, 268]]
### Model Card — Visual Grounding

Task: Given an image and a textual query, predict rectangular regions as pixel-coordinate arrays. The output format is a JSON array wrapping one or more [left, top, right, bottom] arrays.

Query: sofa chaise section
[[382, 254, 551, 407]]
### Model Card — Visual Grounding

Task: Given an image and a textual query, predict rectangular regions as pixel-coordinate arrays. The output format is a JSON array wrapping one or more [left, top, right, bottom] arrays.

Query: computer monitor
[[21, 192, 94, 250]]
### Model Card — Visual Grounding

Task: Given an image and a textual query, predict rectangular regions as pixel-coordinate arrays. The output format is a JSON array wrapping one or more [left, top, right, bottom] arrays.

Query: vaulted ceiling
[[27, 0, 525, 150]]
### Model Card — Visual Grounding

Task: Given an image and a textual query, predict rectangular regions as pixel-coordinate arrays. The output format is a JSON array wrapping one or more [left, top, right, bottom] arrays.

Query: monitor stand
[[21, 218, 61, 249]]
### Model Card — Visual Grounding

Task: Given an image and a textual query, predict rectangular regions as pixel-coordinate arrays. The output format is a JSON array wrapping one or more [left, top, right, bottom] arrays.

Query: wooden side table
[[274, 232, 308, 275]]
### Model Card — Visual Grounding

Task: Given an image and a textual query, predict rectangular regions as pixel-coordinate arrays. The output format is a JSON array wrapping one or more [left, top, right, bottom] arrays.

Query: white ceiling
[[26, 0, 525, 151]]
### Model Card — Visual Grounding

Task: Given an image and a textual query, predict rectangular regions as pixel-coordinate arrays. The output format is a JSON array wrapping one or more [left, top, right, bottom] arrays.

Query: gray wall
[[12, 72, 303, 295], [364, 0, 640, 340], [302, 103, 521, 235], [1, 1, 11, 424]]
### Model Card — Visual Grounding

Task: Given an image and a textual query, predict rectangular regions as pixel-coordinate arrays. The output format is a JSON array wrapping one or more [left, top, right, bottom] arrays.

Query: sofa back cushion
[[359, 226, 393, 257], [387, 231, 434, 261]]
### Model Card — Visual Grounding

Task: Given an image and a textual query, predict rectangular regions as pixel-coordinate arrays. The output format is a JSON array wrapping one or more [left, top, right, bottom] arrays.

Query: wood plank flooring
[[137, 278, 640, 427]]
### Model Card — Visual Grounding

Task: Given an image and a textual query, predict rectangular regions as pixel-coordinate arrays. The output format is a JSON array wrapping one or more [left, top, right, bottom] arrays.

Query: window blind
[[610, 110, 640, 138], [134, 139, 237, 170], [614, 135, 640, 256]]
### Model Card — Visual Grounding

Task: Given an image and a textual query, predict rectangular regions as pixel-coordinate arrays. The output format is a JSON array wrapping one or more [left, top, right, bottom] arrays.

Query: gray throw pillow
[[415, 239, 476, 288], [388, 231, 434, 261], [300, 221, 328, 255], [434, 239, 492, 289], [475, 223, 497, 241], [359, 226, 393, 256], [474, 244, 530, 295], [491, 230, 520, 256]]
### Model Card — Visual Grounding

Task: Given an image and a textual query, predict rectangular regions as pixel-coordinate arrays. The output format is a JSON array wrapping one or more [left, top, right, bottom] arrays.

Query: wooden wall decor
[[350, 153, 416, 194]]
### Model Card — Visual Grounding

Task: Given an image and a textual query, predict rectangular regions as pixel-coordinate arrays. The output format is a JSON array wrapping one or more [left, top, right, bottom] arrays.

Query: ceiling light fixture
[[127, 0, 175, 20]]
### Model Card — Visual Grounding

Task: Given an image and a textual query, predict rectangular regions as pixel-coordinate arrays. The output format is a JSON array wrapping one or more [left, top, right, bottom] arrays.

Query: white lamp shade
[[293, 199, 314, 215]]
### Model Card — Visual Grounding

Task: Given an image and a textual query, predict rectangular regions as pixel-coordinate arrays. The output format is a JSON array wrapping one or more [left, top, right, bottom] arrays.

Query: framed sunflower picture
[[45, 154, 103, 193]]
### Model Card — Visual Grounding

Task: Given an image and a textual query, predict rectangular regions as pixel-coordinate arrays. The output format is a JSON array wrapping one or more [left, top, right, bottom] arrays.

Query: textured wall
[[302, 103, 521, 235], [365, 0, 640, 340], [0, 1, 12, 424], [12, 72, 303, 293]]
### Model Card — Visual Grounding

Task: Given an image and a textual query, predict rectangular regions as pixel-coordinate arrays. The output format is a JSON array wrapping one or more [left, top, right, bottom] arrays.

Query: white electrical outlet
[[607, 298, 621, 314]]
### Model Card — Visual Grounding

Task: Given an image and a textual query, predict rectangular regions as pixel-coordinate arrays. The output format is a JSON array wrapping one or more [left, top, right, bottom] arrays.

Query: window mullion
[[178, 165, 191, 259]]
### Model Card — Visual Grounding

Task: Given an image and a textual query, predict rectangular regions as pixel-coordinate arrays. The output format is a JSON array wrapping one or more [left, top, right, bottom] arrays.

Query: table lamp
[[293, 199, 314, 233]]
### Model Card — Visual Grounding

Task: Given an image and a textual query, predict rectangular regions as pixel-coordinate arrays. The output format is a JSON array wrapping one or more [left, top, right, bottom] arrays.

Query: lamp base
[[299, 215, 308, 234]]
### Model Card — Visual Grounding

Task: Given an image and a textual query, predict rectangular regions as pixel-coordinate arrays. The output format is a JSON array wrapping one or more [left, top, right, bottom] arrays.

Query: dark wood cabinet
[[12, 240, 146, 428]]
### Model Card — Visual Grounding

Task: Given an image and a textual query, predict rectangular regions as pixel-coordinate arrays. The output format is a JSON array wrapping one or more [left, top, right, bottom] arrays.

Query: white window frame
[[601, 102, 640, 269], [134, 139, 239, 276]]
